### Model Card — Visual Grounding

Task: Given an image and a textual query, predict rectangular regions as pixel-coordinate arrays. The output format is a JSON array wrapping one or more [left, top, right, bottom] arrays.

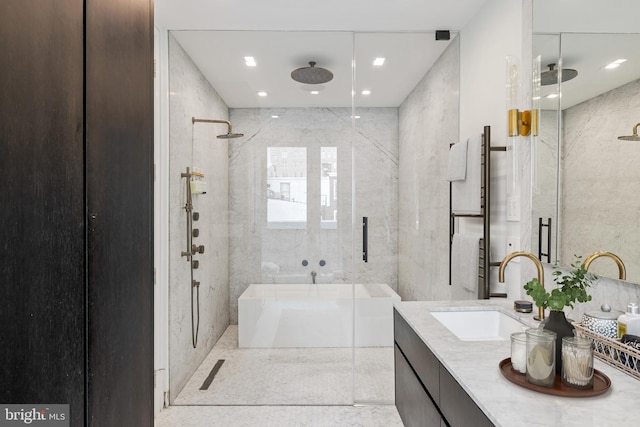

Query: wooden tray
[[499, 358, 611, 397]]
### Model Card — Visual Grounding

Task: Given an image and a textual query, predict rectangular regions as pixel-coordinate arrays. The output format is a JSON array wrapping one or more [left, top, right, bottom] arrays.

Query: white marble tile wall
[[228, 107, 398, 324], [561, 78, 640, 282], [352, 109, 399, 289], [398, 36, 460, 302], [168, 35, 230, 400]]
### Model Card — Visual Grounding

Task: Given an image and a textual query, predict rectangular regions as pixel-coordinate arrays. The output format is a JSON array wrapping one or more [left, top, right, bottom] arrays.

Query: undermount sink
[[429, 309, 528, 341]]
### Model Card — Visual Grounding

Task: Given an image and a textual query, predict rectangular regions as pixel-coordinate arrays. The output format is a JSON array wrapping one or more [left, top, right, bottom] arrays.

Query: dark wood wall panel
[[85, 0, 154, 426], [1, 1, 154, 426], [0, 2, 85, 426]]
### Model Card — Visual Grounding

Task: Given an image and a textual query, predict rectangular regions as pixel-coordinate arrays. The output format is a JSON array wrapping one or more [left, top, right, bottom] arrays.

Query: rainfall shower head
[[618, 123, 640, 141], [216, 132, 244, 139], [541, 63, 578, 86], [291, 61, 333, 84], [192, 117, 244, 139]]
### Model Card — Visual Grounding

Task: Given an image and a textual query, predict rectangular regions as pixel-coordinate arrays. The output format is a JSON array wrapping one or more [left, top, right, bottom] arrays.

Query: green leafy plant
[[524, 255, 597, 311]]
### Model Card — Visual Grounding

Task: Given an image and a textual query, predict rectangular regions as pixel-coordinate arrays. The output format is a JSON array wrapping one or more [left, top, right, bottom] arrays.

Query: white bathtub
[[238, 283, 400, 348]]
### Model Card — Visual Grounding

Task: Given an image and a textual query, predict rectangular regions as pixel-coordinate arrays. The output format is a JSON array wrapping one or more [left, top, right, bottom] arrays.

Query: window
[[266, 146, 337, 229], [267, 147, 307, 227], [321, 147, 337, 228]]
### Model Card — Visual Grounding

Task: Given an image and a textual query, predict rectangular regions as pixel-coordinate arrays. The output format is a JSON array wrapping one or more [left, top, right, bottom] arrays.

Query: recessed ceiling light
[[271, 115, 279, 119], [605, 59, 627, 69], [244, 56, 256, 67], [546, 93, 559, 99], [373, 57, 385, 66], [310, 90, 319, 95], [351, 115, 361, 119], [257, 91, 268, 97], [362, 90, 371, 95]]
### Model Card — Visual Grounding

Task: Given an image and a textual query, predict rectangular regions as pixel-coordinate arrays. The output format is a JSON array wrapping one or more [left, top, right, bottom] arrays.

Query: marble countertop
[[394, 300, 640, 427]]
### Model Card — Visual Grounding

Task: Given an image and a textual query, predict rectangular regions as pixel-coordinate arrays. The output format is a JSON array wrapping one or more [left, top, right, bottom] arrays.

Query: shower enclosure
[[163, 29, 452, 407]]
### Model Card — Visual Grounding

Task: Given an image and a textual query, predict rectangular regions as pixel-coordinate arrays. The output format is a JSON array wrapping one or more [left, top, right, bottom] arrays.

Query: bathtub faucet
[[311, 271, 317, 284]]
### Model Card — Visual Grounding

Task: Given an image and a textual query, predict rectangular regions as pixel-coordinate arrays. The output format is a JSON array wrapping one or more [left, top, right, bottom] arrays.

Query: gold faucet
[[498, 251, 545, 321], [583, 251, 626, 280]]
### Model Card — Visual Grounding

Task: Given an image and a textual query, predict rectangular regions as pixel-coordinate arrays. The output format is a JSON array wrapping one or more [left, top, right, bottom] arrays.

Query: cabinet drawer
[[395, 345, 443, 427], [439, 365, 494, 427], [394, 308, 440, 402]]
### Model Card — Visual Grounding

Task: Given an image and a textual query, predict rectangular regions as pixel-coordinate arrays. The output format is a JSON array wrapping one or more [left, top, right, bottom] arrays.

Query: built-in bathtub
[[238, 283, 400, 348]]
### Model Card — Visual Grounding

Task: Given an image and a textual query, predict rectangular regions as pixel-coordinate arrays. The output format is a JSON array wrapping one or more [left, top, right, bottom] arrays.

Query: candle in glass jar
[[511, 332, 527, 373]]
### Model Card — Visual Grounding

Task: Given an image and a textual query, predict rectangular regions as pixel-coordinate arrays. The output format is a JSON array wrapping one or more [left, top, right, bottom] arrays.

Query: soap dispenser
[[617, 303, 640, 338]]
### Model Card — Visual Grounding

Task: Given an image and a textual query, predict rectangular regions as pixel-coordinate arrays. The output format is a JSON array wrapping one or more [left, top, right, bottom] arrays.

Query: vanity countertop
[[394, 300, 640, 427]]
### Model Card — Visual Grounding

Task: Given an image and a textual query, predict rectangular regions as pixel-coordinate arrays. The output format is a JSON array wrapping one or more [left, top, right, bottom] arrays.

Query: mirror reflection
[[532, 32, 640, 282]]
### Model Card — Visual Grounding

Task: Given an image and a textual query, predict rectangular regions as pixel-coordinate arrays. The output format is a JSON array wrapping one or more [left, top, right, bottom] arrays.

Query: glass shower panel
[[230, 109, 355, 405], [167, 29, 356, 407], [352, 31, 456, 404]]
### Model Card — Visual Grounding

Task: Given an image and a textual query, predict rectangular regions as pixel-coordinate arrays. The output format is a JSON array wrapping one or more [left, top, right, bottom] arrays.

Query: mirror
[[532, 1, 640, 283]]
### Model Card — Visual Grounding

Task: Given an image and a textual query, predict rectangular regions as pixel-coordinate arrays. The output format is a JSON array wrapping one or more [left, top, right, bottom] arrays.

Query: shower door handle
[[362, 216, 368, 262]]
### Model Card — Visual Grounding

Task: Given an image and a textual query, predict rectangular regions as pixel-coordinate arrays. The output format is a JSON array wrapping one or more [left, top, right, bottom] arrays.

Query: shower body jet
[[192, 117, 244, 139]]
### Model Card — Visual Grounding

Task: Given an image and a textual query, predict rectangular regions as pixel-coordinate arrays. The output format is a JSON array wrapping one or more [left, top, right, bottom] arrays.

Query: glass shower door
[[226, 31, 357, 405], [229, 108, 356, 405]]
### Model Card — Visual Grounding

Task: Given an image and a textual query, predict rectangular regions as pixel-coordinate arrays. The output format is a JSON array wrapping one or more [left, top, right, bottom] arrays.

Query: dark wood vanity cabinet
[[394, 309, 494, 427], [395, 345, 443, 426]]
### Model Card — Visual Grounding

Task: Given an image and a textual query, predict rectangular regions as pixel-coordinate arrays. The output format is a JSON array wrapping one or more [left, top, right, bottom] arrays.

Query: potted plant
[[524, 255, 597, 373]]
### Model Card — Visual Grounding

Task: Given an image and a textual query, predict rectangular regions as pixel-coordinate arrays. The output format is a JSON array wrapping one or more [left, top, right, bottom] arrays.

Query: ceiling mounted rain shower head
[[291, 61, 334, 85], [541, 63, 578, 86], [192, 117, 244, 139], [618, 123, 640, 141]]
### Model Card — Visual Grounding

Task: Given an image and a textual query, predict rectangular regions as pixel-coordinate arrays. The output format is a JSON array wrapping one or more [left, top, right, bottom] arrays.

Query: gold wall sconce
[[508, 108, 538, 137], [507, 55, 538, 137]]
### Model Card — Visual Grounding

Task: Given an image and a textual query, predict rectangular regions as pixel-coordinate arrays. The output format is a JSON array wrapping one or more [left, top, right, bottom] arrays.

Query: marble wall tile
[[353, 109, 399, 289], [228, 107, 398, 323], [168, 35, 230, 400], [398, 36, 460, 302]]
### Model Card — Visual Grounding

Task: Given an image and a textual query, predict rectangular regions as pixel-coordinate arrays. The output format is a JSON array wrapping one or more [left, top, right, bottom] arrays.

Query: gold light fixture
[[506, 56, 538, 137], [508, 108, 536, 137]]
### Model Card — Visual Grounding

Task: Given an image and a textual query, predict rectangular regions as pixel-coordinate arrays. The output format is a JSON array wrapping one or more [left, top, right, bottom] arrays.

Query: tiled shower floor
[[154, 405, 403, 427], [155, 326, 403, 426]]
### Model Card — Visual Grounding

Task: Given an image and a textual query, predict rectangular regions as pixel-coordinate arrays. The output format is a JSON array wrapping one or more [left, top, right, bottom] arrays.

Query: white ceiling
[[171, 31, 456, 108], [156, 0, 488, 33], [156, 0, 487, 108], [156, 1, 640, 110]]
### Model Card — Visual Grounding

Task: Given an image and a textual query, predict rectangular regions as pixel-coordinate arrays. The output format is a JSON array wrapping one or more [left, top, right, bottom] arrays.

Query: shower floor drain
[[200, 359, 225, 390]]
